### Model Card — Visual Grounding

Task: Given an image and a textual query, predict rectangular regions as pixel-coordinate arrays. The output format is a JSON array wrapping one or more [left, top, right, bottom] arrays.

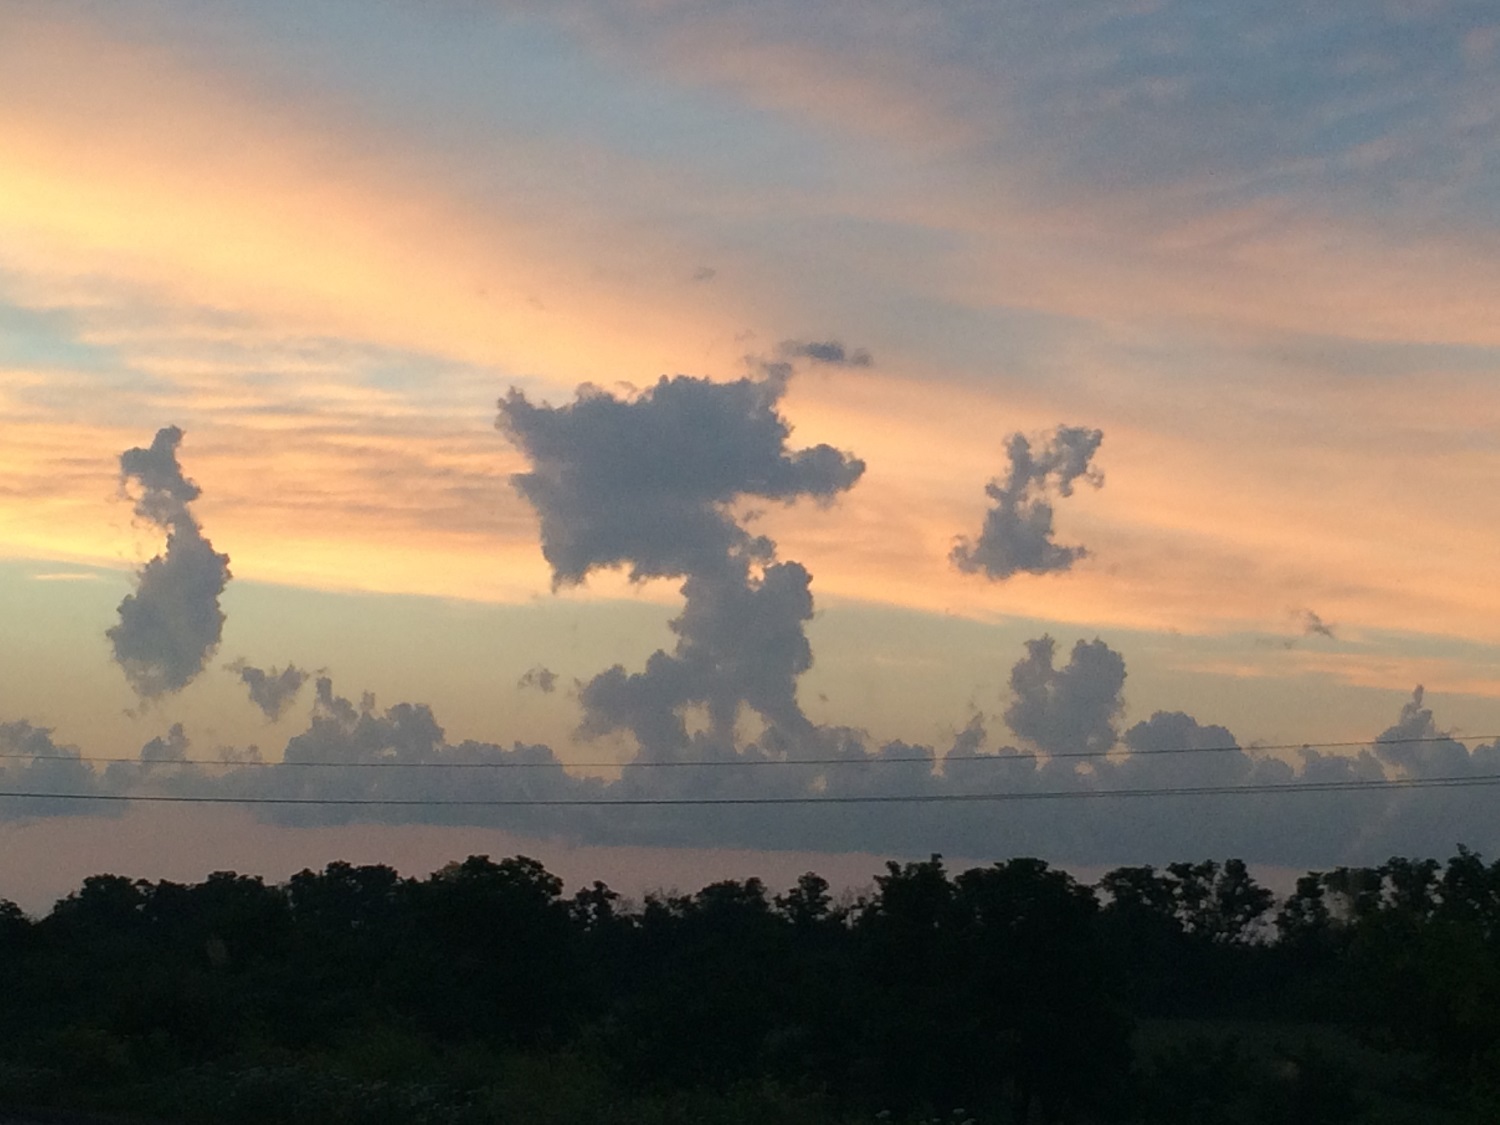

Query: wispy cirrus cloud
[[3, 0, 1500, 707]]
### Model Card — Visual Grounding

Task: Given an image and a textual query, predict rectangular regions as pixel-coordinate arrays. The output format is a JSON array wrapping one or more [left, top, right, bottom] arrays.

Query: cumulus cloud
[[7, 387, 1497, 866], [951, 425, 1104, 581], [254, 676, 604, 832], [1004, 635, 1125, 758], [778, 339, 873, 367], [107, 427, 232, 698], [485, 372, 1500, 862], [1371, 686, 1475, 776], [517, 666, 559, 694], [5, 656, 1500, 867], [497, 372, 864, 585], [579, 557, 817, 764], [1119, 712, 1243, 780], [226, 660, 311, 721], [139, 722, 190, 764], [498, 368, 864, 787], [0, 721, 106, 818]]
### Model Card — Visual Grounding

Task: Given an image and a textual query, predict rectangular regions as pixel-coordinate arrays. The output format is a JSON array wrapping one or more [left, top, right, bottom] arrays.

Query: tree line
[[3, 850, 1500, 1123]]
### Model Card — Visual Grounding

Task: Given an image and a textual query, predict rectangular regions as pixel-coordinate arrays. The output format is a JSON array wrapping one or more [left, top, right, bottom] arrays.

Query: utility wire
[[5, 772, 1500, 807], [0, 733, 1492, 771]]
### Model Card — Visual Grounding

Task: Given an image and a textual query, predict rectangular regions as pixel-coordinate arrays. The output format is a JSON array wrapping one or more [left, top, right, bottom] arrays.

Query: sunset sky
[[4, 1, 1500, 907]]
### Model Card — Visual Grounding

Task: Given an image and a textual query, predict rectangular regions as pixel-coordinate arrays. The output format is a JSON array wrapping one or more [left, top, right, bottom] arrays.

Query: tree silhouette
[[3, 850, 1500, 1123]]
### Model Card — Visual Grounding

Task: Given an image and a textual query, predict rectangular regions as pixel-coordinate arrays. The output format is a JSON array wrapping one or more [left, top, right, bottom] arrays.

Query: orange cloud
[[0, 14, 749, 386], [5, 3, 1500, 695]]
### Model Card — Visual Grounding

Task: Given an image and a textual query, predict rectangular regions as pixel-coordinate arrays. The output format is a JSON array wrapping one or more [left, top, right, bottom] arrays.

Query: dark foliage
[[3, 850, 1500, 1122]]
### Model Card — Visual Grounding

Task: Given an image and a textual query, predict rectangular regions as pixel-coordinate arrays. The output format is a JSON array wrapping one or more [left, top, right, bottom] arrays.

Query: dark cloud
[[253, 677, 603, 832], [1302, 610, 1337, 639], [517, 666, 559, 694], [226, 660, 311, 721], [778, 340, 873, 367], [579, 557, 816, 766], [691, 265, 717, 283], [951, 425, 1104, 581], [491, 374, 1500, 862], [0, 721, 206, 822], [1076, 712, 1270, 860], [139, 723, 190, 764], [1118, 711, 1259, 789], [1004, 635, 1125, 758], [106, 427, 231, 698], [0, 721, 107, 818], [497, 372, 864, 585], [499, 368, 862, 794], [8, 371, 1498, 866], [1372, 686, 1475, 776], [4, 657, 1500, 868]]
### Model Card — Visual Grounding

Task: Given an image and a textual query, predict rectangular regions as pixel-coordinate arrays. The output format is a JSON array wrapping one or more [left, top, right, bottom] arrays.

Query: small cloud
[[139, 722, 189, 763], [951, 425, 1104, 581], [778, 339, 873, 367], [29, 572, 102, 582], [107, 426, 232, 698], [691, 265, 717, 283], [517, 665, 558, 694], [1301, 609, 1337, 639], [225, 659, 309, 721]]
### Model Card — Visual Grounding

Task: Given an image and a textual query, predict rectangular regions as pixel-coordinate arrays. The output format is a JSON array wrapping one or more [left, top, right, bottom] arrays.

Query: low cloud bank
[[4, 648, 1497, 870]]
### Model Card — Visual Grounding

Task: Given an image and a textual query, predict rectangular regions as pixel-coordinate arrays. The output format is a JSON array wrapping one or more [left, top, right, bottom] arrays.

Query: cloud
[[251, 676, 605, 832], [106, 427, 232, 698], [517, 665, 559, 694], [5, 649, 1500, 868], [500, 367, 870, 801], [486, 365, 1500, 863], [1117, 711, 1256, 789], [1371, 685, 1476, 776], [579, 557, 817, 765], [778, 339, 873, 367], [1302, 610, 1337, 639], [951, 425, 1103, 581], [226, 660, 311, 721], [1003, 635, 1125, 758], [139, 722, 190, 763], [0, 720, 108, 818], [497, 371, 864, 586]]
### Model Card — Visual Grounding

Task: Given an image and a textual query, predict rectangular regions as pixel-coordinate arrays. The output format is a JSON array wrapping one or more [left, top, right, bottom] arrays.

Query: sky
[[4, 0, 1500, 910]]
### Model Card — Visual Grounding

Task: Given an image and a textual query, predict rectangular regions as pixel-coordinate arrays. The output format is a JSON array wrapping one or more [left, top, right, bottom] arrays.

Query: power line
[[4, 772, 1500, 807], [0, 733, 1491, 771]]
